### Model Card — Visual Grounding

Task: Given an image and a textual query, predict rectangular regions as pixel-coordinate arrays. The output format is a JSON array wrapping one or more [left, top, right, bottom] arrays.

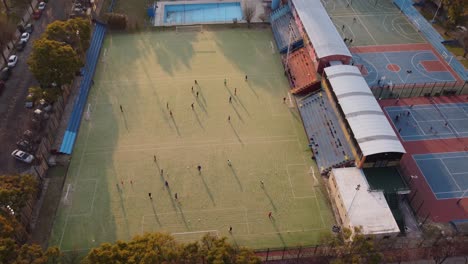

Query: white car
[[11, 149, 34, 163], [7, 55, 18, 67], [38, 2, 46, 10], [20, 32, 30, 43]]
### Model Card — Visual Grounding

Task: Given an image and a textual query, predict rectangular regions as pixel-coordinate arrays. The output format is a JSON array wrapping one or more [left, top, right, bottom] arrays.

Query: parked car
[[0, 67, 11, 81], [20, 32, 30, 43], [32, 9, 42, 20], [38, 2, 46, 10], [18, 23, 34, 33], [25, 23, 34, 33], [16, 41, 26, 51], [16, 139, 33, 152], [11, 149, 34, 163], [7, 55, 18, 67]]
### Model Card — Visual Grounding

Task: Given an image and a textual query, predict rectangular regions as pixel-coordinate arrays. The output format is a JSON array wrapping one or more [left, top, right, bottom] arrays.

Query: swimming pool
[[164, 2, 243, 24]]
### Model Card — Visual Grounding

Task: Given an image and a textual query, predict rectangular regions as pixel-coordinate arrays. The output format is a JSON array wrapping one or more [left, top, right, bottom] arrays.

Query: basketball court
[[413, 152, 468, 199], [48, 28, 334, 253], [351, 44, 460, 87], [384, 102, 468, 141], [322, 0, 425, 46]]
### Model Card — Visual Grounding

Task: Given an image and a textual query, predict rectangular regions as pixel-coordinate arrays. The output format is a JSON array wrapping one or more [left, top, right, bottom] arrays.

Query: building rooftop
[[291, 0, 351, 59], [332, 167, 400, 235], [324, 65, 406, 156]]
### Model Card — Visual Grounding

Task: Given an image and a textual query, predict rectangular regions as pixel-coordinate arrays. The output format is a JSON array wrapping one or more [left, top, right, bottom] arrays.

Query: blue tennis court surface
[[352, 50, 457, 87], [385, 103, 468, 141], [414, 152, 468, 199]]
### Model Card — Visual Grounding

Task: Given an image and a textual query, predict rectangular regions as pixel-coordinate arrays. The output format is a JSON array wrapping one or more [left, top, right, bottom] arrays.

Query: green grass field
[[323, 0, 426, 46], [48, 28, 334, 253]]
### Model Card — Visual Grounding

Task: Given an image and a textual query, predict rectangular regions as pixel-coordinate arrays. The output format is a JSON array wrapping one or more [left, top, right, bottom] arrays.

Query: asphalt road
[[0, 1, 71, 175]]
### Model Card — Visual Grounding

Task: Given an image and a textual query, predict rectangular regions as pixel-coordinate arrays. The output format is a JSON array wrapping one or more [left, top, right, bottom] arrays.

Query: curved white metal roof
[[291, 0, 351, 59], [324, 65, 406, 156]]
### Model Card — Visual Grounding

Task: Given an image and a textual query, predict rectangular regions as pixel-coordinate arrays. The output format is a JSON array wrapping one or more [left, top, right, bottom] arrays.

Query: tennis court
[[48, 28, 333, 253], [322, 0, 425, 46], [385, 103, 468, 141], [351, 44, 459, 87], [413, 152, 468, 199]]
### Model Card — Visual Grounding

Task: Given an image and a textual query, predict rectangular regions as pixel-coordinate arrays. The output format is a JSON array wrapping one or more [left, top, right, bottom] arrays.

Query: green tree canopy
[[45, 18, 91, 56], [331, 227, 383, 264], [28, 38, 82, 87], [0, 174, 38, 214], [0, 238, 61, 264], [82, 233, 261, 264], [441, 0, 465, 27]]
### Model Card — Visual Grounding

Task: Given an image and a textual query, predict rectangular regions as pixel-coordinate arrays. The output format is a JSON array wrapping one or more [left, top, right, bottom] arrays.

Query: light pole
[[347, 184, 361, 217], [431, 1, 442, 23]]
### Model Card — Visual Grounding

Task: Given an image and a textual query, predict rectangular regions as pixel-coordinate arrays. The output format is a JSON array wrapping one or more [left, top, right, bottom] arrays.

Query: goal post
[[176, 24, 203, 33]]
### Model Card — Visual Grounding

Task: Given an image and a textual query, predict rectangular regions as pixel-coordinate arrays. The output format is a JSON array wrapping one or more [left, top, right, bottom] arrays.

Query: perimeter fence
[[370, 81, 468, 99]]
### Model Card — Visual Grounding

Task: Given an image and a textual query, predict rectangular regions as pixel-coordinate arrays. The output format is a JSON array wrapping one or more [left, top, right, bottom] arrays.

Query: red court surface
[[420, 60, 447, 72], [380, 96, 468, 222], [285, 48, 321, 94], [351, 43, 463, 84]]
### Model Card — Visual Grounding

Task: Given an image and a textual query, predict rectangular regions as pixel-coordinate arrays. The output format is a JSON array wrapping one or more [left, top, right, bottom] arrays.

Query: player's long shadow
[[121, 112, 130, 132], [230, 104, 244, 123], [229, 121, 243, 145], [233, 96, 251, 117], [229, 233, 239, 248], [247, 81, 259, 99], [193, 109, 205, 130], [196, 85, 208, 106], [198, 171, 216, 206], [150, 200, 161, 226], [116, 186, 131, 238], [170, 115, 181, 136], [271, 217, 286, 247], [228, 165, 243, 191], [262, 186, 277, 212], [194, 94, 208, 115], [166, 187, 179, 212]]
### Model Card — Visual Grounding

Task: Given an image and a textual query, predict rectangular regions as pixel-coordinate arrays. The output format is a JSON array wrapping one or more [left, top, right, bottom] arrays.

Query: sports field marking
[[286, 164, 317, 199], [97, 73, 283, 85], [51, 29, 334, 251], [413, 152, 468, 199], [85, 137, 300, 155], [58, 77, 102, 249], [171, 230, 219, 236]]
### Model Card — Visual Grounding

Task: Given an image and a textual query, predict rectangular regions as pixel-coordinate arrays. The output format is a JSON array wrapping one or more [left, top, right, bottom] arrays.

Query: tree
[[82, 233, 261, 264], [105, 13, 128, 30], [0, 15, 15, 63], [441, 0, 464, 28], [28, 38, 81, 87], [0, 174, 38, 214], [242, 1, 256, 28], [45, 18, 91, 57], [0, 238, 61, 264], [331, 227, 383, 264]]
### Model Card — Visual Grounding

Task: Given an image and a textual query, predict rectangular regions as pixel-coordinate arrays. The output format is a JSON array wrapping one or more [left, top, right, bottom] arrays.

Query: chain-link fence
[[370, 81, 468, 100]]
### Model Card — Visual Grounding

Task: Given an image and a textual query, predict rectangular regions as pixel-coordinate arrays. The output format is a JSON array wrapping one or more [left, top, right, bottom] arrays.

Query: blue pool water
[[164, 2, 243, 24]]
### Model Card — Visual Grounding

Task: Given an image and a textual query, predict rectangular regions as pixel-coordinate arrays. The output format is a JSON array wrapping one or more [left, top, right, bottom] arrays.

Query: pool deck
[[154, 0, 266, 26]]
